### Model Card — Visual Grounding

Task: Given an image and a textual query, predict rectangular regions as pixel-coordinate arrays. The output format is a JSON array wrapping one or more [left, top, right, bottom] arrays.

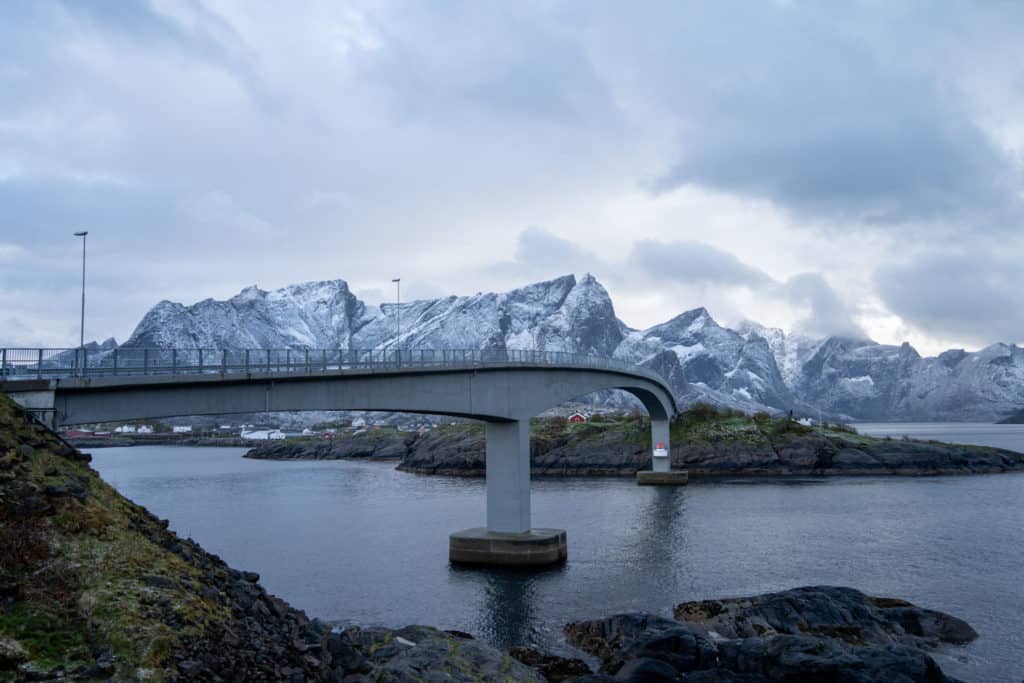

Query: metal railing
[[0, 347, 666, 385]]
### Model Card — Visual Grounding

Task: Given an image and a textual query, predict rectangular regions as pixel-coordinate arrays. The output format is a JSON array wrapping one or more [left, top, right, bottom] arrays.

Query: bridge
[[0, 347, 685, 565]]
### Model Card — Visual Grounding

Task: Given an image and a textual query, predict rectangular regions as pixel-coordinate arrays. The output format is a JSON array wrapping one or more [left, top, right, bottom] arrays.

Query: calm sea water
[[857, 422, 1024, 453], [91, 428, 1024, 682]]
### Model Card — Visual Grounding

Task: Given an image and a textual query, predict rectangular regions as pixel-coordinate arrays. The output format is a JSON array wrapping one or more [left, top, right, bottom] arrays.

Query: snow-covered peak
[[117, 274, 1024, 421]]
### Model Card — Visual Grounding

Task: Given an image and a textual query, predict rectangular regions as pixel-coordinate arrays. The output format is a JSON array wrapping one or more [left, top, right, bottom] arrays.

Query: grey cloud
[[514, 227, 597, 272], [777, 273, 865, 340], [363, 4, 612, 126], [503, 229, 863, 339], [628, 239, 772, 288], [876, 250, 1024, 345], [1, 1, 1021, 352], [637, 3, 1024, 228]]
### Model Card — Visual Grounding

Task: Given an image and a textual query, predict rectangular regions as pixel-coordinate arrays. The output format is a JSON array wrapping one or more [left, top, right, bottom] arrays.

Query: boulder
[[673, 586, 978, 649], [508, 645, 592, 681], [0, 637, 28, 668], [565, 613, 718, 675], [341, 625, 545, 682]]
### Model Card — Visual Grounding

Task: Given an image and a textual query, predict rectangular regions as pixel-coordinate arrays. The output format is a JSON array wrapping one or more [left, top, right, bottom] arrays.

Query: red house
[[568, 411, 588, 424]]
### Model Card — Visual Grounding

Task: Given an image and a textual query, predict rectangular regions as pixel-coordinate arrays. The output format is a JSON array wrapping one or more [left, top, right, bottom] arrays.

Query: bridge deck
[[0, 347, 667, 386]]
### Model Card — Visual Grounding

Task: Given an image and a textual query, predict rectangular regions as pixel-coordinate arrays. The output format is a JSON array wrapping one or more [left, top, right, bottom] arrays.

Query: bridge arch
[[2, 350, 683, 565]]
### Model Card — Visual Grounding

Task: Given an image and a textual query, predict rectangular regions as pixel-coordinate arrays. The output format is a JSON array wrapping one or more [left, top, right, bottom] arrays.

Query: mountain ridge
[[117, 274, 1024, 422]]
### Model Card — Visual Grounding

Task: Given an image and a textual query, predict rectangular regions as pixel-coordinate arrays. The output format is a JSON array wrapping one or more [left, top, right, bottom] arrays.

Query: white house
[[137, 425, 154, 434], [114, 425, 137, 433], [241, 429, 286, 441], [172, 425, 193, 433]]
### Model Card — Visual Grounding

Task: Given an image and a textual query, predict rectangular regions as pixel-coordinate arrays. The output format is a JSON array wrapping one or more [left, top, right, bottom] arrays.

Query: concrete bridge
[[1, 347, 685, 565]]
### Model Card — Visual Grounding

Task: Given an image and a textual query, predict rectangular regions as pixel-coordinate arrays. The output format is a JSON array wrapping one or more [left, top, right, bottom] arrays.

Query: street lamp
[[74, 231, 88, 350], [392, 278, 401, 348]]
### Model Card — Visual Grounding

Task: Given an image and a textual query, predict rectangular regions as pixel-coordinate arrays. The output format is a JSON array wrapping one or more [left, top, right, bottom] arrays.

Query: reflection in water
[[90, 446, 1024, 682], [450, 565, 565, 648]]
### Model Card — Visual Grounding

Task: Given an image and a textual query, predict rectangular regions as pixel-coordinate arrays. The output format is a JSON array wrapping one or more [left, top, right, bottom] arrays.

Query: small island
[[245, 404, 1024, 477], [997, 408, 1024, 424]]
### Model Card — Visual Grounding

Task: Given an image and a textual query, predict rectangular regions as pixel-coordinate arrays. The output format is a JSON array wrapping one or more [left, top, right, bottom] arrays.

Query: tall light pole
[[74, 231, 88, 349], [391, 278, 401, 348]]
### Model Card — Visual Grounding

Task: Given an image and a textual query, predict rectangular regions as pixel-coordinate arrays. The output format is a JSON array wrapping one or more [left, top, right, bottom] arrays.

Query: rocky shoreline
[[244, 409, 1024, 478], [0, 394, 986, 680], [65, 434, 252, 449]]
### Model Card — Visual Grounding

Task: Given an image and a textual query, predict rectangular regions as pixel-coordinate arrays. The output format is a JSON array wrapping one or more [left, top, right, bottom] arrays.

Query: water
[[91, 432, 1024, 682], [857, 422, 1024, 453]]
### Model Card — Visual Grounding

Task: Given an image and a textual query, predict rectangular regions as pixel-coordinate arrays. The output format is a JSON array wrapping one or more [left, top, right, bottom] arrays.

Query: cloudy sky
[[1, 1, 1022, 355]]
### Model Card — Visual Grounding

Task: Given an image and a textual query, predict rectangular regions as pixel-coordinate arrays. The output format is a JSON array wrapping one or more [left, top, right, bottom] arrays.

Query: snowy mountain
[[120, 274, 1024, 422]]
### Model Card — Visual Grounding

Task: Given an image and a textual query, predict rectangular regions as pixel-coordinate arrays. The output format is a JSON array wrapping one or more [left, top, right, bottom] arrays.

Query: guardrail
[[0, 347, 666, 385]]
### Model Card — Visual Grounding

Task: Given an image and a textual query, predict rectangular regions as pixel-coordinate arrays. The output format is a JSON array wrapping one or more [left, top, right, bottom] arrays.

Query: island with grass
[[244, 404, 1024, 477]]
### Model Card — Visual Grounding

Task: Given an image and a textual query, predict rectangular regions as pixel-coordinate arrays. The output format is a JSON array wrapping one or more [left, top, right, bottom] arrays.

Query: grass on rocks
[[0, 393, 228, 681]]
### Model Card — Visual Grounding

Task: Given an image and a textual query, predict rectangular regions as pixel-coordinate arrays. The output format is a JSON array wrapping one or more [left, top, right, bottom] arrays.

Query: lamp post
[[74, 231, 88, 349], [392, 278, 401, 349]]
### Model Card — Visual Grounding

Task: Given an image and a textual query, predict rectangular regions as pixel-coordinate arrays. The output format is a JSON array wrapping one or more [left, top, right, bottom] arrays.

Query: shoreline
[[241, 409, 1024, 479], [0, 393, 996, 680]]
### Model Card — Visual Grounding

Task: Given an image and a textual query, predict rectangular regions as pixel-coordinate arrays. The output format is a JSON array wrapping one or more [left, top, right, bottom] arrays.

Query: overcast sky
[[2, 1, 1022, 355]]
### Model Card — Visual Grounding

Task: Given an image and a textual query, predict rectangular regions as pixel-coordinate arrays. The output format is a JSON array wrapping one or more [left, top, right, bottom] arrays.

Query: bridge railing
[[0, 347, 666, 385]]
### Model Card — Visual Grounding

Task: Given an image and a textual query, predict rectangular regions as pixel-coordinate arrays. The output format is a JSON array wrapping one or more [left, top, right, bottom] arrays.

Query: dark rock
[[509, 645, 592, 681], [242, 570, 260, 583], [326, 635, 367, 673], [444, 629, 475, 640], [567, 587, 975, 683], [613, 657, 679, 682], [244, 432, 415, 462], [566, 613, 717, 674], [16, 444, 33, 458], [715, 634, 956, 682], [673, 585, 978, 650], [0, 637, 28, 668], [344, 624, 544, 681]]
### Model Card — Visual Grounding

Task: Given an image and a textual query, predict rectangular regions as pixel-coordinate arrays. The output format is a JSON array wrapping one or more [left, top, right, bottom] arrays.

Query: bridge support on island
[[449, 419, 568, 567], [637, 418, 688, 485], [1, 347, 680, 566]]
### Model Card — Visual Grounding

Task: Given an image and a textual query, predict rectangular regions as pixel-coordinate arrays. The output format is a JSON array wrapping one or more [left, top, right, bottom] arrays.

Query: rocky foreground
[[246, 406, 1024, 477], [0, 394, 983, 681]]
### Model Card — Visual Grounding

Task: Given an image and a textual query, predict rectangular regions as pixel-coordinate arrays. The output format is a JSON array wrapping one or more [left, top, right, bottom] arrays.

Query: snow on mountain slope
[[121, 274, 1024, 421], [123, 280, 370, 349], [614, 309, 792, 408]]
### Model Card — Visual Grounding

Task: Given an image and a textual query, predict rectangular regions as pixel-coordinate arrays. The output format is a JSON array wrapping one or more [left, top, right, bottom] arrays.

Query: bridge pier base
[[449, 419, 567, 566], [637, 418, 688, 485]]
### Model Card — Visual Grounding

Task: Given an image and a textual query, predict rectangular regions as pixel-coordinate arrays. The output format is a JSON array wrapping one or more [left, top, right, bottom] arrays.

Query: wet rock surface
[[244, 432, 414, 461], [564, 586, 976, 683], [673, 585, 977, 648]]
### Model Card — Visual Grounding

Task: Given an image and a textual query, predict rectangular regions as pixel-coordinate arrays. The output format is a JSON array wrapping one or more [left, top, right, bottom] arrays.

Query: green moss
[[0, 603, 85, 665], [0, 393, 234, 679]]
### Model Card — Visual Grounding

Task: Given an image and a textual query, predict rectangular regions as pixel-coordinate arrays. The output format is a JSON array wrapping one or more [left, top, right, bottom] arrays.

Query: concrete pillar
[[486, 419, 531, 533], [651, 418, 671, 473], [450, 419, 567, 566], [637, 417, 687, 485]]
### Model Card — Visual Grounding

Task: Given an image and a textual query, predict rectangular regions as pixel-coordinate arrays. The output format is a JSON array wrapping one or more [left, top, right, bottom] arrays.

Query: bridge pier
[[449, 419, 567, 566], [637, 418, 689, 485]]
